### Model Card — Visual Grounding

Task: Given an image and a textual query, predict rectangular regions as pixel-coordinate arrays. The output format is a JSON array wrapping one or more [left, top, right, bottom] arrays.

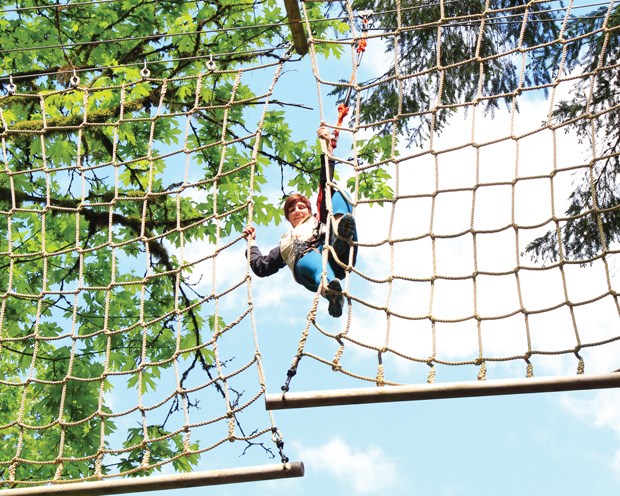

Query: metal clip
[[357, 9, 373, 30], [69, 68, 80, 87], [7, 75, 16, 95], [206, 53, 216, 71], [271, 428, 289, 464], [140, 60, 151, 78]]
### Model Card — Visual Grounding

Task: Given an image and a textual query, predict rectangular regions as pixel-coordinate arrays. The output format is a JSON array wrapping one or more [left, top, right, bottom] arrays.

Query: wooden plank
[[266, 372, 620, 409], [5, 463, 304, 496], [283, 0, 309, 55]]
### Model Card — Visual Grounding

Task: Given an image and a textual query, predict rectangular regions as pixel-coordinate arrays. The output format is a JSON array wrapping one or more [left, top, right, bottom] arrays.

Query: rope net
[[0, 51, 291, 486], [282, 0, 620, 391], [3, 0, 620, 483]]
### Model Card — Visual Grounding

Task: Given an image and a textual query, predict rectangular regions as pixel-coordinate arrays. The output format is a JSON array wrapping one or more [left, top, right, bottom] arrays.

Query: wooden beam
[[266, 372, 620, 410], [283, 0, 308, 55], [5, 463, 304, 496]]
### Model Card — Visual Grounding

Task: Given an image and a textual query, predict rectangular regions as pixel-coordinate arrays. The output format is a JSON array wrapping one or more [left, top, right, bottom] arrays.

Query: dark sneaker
[[333, 214, 357, 271], [325, 279, 344, 318]]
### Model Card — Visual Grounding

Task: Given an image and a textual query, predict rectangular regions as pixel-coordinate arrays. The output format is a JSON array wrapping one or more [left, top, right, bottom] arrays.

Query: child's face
[[288, 201, 310, 227]]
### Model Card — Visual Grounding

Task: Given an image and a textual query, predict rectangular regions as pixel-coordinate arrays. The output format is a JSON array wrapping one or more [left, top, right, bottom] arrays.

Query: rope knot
[[330, 104, 350, 149], [337, 104, 350, 122]]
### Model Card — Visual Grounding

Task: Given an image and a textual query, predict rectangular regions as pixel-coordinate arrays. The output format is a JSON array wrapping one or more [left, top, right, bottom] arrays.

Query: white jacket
[[279, 215, 320, 271]]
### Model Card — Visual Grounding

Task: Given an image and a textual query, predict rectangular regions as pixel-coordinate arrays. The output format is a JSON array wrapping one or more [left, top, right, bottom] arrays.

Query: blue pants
[[294, 191, 355, 293]]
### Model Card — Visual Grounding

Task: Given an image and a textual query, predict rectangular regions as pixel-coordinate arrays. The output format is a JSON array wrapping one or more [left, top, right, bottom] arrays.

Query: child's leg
[[331, 190, 353, 217], [294, 249, 343, 318], [329, 191, 357, 277], [294, 249, 335, 293]]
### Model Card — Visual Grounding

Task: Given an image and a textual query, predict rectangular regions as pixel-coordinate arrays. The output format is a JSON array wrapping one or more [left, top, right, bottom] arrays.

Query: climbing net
[[280, 0, 620, 394], [0, 49, 294, 488]]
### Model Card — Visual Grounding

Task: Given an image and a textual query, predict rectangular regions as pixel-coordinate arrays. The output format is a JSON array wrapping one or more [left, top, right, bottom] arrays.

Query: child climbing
[[242, 126, 357, 317]]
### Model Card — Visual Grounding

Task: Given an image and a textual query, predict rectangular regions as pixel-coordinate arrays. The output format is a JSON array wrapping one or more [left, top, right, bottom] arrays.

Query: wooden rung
[[4, 462, 304, 496], [283, 0, 309, 55], [266, 372, 620, 410]]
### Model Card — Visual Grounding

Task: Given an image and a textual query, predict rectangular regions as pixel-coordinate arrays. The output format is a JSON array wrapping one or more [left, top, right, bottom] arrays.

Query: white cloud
[[559, 389, 620, 475], [560, 390, 620, 437], [295, 438, 398, 494], [612, 450, 620, 475]]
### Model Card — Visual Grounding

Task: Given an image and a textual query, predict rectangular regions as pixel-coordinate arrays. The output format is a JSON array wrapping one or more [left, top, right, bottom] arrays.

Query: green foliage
[[335, 1, 562, 146], [524, 4, 620, 263], [350, 134, 395, 204], [348, 167, 394, 205], [119, 426, 199, 477]]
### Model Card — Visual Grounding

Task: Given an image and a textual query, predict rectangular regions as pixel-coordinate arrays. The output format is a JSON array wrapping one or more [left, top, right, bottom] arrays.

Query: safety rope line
[[310, 7, 371, 280], [330, 9, 371, 151]]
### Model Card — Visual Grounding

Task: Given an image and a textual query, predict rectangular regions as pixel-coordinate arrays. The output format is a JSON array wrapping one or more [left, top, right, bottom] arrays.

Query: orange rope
[[357, 38, 367, 54], [331, 104, 350, 149]]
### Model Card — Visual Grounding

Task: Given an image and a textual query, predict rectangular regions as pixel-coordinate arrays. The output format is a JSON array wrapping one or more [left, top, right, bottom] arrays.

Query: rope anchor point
[[140, 59, 151, 78], [69, 68, 80, 87], [207, 53, 217, 71], [7, 75, 16, 95]]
